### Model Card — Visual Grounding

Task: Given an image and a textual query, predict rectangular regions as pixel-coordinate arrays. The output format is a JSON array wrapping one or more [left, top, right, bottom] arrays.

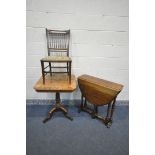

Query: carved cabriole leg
[[55, 92, 73, 121], [43, 114, 52, 123], [43, 92, 73, 123], [60, 106, 67, 113], [63, 111, 73, 121], [43, 107, 56, 123], [41, 60, 45, 84]]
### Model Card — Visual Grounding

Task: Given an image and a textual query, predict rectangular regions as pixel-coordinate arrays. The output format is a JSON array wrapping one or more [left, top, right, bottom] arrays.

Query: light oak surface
[[34, 74, 76, 92]]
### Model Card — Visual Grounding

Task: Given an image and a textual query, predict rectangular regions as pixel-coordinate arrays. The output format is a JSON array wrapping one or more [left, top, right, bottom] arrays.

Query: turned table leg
[[78, 94, 117, 128], [105, 97, 116, 128], [91, 105, 98, 119], [78, 95, 84, 113]]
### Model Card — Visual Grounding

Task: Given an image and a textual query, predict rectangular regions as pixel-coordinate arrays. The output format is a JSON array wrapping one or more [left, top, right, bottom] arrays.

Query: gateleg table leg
[[78, 95, 84, 113], [78, 94, 117, 128]]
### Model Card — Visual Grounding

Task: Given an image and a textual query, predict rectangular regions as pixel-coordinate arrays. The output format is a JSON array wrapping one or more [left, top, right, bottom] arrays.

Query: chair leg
[[49, 62, 52, 76], [41, 61, 45, 84], [67, 62, 69, 75], [69, 61, 71, 84]]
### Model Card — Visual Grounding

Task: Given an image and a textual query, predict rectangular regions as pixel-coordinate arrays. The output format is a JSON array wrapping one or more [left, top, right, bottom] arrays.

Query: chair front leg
[[41, 61, 45, 84], [67, 62, 69, 75], [69, 61, 71, 84]]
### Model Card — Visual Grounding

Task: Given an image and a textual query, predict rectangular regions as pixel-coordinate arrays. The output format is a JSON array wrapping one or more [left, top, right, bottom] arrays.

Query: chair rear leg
[[49, 62, 52, 76], [69, 61, 71, 84]]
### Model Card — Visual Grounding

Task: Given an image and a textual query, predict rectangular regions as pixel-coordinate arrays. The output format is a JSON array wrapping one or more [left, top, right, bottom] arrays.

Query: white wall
[[26, 0, 129, 100]]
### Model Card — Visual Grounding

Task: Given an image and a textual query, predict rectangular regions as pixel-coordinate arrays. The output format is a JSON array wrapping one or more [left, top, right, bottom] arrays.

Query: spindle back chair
[[40, 29, 72, 84], [46, 29, 70, 57]]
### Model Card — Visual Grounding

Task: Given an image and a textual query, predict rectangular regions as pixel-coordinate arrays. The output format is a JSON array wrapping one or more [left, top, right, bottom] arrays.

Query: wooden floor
[[33, 74, 77, 92]]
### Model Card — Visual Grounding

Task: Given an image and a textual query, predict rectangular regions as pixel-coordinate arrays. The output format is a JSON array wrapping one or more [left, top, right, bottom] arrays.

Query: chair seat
[[41, 56, 72, 62]]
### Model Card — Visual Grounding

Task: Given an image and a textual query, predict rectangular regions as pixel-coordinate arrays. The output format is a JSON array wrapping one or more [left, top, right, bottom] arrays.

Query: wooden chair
[[40, 29, 72, 84]]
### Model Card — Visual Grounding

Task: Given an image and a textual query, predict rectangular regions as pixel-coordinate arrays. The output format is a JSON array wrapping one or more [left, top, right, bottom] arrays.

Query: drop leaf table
[[78, 74, 123, 128]]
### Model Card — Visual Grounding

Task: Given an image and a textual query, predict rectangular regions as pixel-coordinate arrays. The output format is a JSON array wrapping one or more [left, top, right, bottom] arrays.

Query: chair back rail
[[46, 29, 70, 57]]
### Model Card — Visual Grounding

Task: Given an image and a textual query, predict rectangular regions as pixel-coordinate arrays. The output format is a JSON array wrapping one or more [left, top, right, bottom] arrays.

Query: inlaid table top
[[34, 74, 76, 92]]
